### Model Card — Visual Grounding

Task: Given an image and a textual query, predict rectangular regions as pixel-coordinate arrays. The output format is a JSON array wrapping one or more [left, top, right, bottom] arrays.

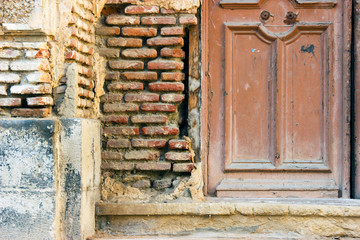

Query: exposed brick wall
[[97, 1, 198, 199], [0, 42, 52, 118], [60, 0, 97, 118]]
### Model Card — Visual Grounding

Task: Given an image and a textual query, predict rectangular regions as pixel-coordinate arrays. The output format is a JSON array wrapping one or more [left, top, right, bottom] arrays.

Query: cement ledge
[[96, 198, 360, 217]]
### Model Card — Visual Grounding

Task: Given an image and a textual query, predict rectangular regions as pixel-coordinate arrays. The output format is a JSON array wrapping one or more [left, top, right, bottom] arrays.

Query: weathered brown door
[[204, 0, 351, 197]]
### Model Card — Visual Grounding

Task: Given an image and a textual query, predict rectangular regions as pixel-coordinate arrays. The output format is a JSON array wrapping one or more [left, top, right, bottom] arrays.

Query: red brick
[[161, 94, 185, 103], [132, 139, 167, 148], [124, 151, 160, 160], [125, 6, 159, 14], [10, 84, 52, 95], [122, 27, 157, 37], [78, 77, 94, 89], [122, 48, 157, 59], [106, 15, 140, 25], [147, 37, 184, 47], [79, 66, 94, 78], [179, 15, 198, 25], [131, 114, 167, 124], [26, 97, 53, 106], [165, 151, 192, 161], [142, 16, 176, 25], [102, 161, 135, 170], [149, 82, 184, 92], [148, 60, 183, 70], [173, 163, 195, 172], [0, 98, 21, 107], [107, 38, 142, 47], [106, 71, 120, 80], [96, 26, 121, 35], [78, 88, 95, 99], [136, 162, 171, 171], [107, 82, 143, 91], [161, 27, 184, 36], [125, 93, 159, 102], [142, 126, 179, 136], [108, 82, 143, 91], [103, 127, 139, 136], [161, 72, 185, 81], [101, 93, 123, 103], [103, 103, 139, 112], [121, 71, 157, 81], [160, 8, 176, 14], [109, 60, 144, 70], [35, 49, 50, 59], [107, 139, 130, 148], [160, 48, 185, 58], [141, 103, 176, 112], [169, 139, 189, 149], [99, 48, 120, 58], [102, 151, 123, 160], [11, 108, 51, 118], [101, 115, 129, 124]]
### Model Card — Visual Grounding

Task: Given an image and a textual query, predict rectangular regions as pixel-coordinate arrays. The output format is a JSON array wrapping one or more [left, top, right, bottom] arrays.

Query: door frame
[[200, 0, 353, 197]]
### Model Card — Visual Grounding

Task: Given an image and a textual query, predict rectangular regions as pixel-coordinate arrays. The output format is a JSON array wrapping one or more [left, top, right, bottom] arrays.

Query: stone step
[[89, 232, 305, 239], [95, 198, 360, 239]]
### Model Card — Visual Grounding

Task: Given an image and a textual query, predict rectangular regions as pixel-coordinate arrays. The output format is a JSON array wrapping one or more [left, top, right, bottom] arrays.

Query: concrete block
[[0, 118, 101, 240], [0, 119, 56, 240]]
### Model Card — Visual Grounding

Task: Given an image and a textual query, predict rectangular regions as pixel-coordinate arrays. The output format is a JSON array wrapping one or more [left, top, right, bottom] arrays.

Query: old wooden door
[[204, 0, 351, 197]]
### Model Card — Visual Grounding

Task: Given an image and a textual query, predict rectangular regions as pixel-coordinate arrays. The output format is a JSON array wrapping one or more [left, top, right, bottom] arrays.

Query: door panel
[[205, 0, 350, 197]]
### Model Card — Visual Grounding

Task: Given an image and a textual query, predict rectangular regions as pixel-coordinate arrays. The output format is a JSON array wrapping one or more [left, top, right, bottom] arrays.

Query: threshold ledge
[[96, 197, 360, 217]]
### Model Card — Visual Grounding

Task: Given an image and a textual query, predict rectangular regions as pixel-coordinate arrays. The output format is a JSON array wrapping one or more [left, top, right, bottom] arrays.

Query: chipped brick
[[102, 115, 129, 124], [10, 84, 52, 95], [121, 71, 157, 81], [125, 6, 159, 14], [107, 37, 142, 47], [142, 126, 179, 136], [149, 82, 184, 91], [125, 93, 159, 102], [132, 139, 167, 148], [169, 140, 189, 150], [160, 48, 185, 58], [147, 37, 184, 46], [142, 16, 176, 25], [109, 60, 144, 70], [102, 161, 134, 170], [161, 94, 185, 103], [161, 72, 185, 81], [124, 150, 160, 160], [108, 82, 143, 91], [103, 126, 140, 136], [106, 14, 140, 25], [0, 98, 21, 107], [107, 139, 131, 148], [103, 103, 139, 112], [122, 48, 157, 59], [11, 108, 51, 118], [141, 103, 176, 112], [131, 114, 167, 124], [136, 162, 171, 171], [122, 27, 157, 37], [165, 151, 192, 161], [27, 97, 54, 106]]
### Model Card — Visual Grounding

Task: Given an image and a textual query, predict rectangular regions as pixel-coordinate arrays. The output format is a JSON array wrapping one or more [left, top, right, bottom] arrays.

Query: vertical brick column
[[97, 2, 198, 197]]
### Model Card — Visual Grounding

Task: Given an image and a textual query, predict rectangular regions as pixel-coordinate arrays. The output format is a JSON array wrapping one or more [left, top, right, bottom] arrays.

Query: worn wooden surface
[[203, 0, 351, 197]]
